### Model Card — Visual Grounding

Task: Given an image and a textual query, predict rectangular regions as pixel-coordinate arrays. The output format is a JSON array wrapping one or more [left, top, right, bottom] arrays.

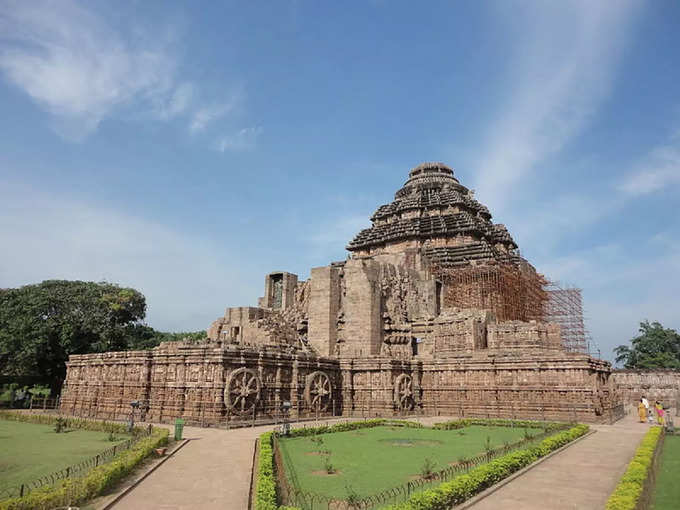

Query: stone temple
[[61, 163, 624, 424]]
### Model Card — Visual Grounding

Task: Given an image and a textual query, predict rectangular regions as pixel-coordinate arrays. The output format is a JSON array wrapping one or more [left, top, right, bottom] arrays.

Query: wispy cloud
[[544, 238, 680, 361], [216, 126, 262, 152], [0, 1, 178, 140], [155, 82, 194, 120], [0, 1, 241, 141], [190, 100, 238, 133], [473, 1, 641, 213], [618, 131, 680, 195]]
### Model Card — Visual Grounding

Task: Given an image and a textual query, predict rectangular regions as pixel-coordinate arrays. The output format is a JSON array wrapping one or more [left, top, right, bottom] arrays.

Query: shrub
[[483, 436, 492, 453], [420, 458, 437, 480], [345, 485, 361, 508], [605, 426, 663, 510], [255, 432, 277, 510], [0, 411, 147, 436], [382, 424, 589, 510], [54, 417, 66, 433], [286, 418, 422, 438], [323, 454, 336, 475], [433, 418, 568, 432]]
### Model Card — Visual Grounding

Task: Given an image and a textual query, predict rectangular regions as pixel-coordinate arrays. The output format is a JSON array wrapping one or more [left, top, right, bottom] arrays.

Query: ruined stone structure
[[61, 163, 623, 424], [611, 370, 680, 407]]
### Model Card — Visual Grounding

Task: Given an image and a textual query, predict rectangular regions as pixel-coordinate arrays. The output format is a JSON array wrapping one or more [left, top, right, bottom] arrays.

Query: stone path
[[111, 416, 453, 510], [112, 423, 265, 510], [111, 412, 649, 510], [466, 410, 651, 510]]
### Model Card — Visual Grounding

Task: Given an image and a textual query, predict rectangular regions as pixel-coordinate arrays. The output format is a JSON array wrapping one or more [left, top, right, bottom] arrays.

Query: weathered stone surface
[[611, 370, 680, 406], [61, 162, 624, 424]]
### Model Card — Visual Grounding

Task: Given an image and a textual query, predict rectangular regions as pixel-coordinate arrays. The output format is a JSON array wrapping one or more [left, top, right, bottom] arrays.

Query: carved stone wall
[[61, 341, 622, 424], [420, 354, 619, 423], [611, 370, 680, 406], [61, 343, 341, 424]]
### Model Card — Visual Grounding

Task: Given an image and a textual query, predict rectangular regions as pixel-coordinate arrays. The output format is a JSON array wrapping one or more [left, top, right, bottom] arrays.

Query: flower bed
[[253, 419, 588, 510], [384, 424, 589, 510]]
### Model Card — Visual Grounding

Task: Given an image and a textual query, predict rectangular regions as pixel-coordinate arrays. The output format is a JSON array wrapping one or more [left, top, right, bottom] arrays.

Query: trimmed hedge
[[0, 414, 169, 510], [382, 424, 590, 510], [257, 419, 587, 510], [605, 426, 663, 510], [433, 418, 568, 432], [255, 420, 421, 509], [255, 432, 278, 510], [286, 418, 422, 438], [0, 411, 148, 436]]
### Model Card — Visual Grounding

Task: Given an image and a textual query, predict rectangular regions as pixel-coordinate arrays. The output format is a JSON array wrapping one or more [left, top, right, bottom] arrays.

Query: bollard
[[174, 418, 185, 440]]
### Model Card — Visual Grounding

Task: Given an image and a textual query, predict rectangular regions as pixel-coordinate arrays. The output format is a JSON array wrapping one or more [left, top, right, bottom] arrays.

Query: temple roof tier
[[347, 162, 518, 262]]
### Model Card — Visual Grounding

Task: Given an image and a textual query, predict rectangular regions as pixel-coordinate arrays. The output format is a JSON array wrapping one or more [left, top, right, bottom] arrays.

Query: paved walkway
[[467, 410, 651, 510], [112, 422, 267, 510], [111, 416, 453, 510], [111, 412, 650, 510]]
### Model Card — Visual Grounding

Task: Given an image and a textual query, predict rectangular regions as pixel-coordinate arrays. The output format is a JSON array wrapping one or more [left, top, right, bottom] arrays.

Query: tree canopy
[[614, 320, 680, 369], [0, 280, 205, 392]]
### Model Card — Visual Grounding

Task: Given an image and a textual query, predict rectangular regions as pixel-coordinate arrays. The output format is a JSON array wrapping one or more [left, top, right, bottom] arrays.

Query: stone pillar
[[308, 265, 341, 356], [343, 258, 382, 356], [274, 365, 282, 415], [263, 272, 298, 309], [291, 359, 299, 419]]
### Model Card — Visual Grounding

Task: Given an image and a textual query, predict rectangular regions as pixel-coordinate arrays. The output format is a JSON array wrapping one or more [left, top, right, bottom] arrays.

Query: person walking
[[638, 398, 647, 423], [642, 396, 653, 423], [655, 401, 665, 426]]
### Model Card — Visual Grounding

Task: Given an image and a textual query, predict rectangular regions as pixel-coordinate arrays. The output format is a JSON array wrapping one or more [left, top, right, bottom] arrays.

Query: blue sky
[[1, 1, 679, 363]]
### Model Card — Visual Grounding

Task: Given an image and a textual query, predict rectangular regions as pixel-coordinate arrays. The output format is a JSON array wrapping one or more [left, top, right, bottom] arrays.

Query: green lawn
[[278, 425, 530, 499], [652, 434, 680, 510], [0, 420, 130, 492]]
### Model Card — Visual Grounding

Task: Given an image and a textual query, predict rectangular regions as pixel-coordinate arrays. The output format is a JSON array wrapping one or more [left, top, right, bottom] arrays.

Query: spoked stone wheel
[[225, 368, 261, 414], [394, 374, 414, 411], [305, 371, 332, 412]]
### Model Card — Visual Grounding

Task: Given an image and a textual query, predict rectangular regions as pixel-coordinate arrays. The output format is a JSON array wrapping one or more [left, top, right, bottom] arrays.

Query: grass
[[651, 434, 680, 509], [278, 424, 530, 499], [0, 419, 130, 491]]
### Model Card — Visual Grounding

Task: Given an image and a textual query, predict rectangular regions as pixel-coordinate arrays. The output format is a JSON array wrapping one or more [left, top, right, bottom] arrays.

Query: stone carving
[[225, 368, 261, 414], [394, 374, 414, 410], [60, 162, 625, 425], [305, 371, 332, 412]]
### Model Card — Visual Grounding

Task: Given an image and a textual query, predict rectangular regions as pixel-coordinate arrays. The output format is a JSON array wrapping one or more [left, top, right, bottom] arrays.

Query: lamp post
[[129, 400, 140, 432], [281, 400, 291, 436]]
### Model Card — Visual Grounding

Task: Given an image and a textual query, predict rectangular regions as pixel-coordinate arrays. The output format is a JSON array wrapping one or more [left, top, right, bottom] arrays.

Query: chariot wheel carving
[[394, 374, 414, 411], [225, 368, 261, 414], [305, 371, 332, 412]]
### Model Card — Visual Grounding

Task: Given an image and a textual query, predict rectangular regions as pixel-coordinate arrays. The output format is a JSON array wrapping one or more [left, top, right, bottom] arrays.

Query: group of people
[[637, 396, 667, 425]]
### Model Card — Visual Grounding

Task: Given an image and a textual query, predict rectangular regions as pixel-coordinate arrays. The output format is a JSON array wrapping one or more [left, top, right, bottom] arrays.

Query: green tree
[[125, 326, 206, 350], [614, 320, 680, 369], [0, 280, 146, 392]]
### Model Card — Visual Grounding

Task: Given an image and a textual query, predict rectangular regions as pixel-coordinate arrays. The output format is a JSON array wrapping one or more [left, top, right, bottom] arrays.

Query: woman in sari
[[655, 401, 665, 426], [638, 398, 647, 423]]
